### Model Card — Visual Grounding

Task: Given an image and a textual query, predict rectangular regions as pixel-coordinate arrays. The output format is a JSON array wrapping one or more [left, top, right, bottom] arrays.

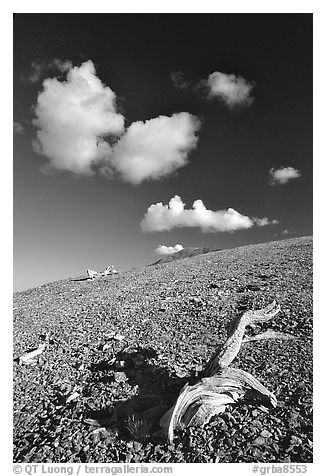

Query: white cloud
[[13, 122, 24, 134], [200, 71, 255, 109], [27, 61, 44, 83], [109, 113, 201, 184], [33, 60, 125, 175], [50, 59, 73, 72], [269, 166, 301, 185], [170, 72, 191, 90], [155, 244, 184, 255], [282, 229, 289, 234], [253, 217, 279, 226], [141, 195, 277, 233]]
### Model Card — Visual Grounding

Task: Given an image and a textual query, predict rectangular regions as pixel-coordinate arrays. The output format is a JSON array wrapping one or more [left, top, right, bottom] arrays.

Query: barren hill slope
[[13, 236, 313, 463], [148, 246, 222, 266]]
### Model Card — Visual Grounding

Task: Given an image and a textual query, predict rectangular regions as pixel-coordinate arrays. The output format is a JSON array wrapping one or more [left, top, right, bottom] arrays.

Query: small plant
[[126, 414, 152, 443]]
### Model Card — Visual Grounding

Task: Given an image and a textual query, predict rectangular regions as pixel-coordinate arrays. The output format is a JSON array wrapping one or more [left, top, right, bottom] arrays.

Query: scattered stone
[[105, 331, 125, 342], [114, 371, 128, 383], [13, 237, 313, 464], [237, 284, 262, 293], [252, 436, 268, 446], [65, 391, 80, 404], [133, 441, 143, 452]]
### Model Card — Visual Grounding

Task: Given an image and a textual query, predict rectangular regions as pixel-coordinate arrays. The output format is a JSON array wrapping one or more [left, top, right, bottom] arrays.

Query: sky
[[13, 13, 312, 292]]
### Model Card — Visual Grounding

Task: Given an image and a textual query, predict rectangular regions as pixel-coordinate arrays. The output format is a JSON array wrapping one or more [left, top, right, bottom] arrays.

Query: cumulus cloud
[[109, 113, 201, 184], [13, 122, 24, 134], [198, 71, 255, 109], [155, 244, 184, 255], [141, 195, 276, 233], [32, 60, 201, 181], [170, 72, 191, 90], [269, 166, 301, 185], [33, 60, 125, 175]]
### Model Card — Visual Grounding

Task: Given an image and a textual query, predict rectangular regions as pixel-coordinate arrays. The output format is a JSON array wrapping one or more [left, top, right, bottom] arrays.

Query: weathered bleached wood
[[87, 269, 99, 279], [160, 301, 281, 442]]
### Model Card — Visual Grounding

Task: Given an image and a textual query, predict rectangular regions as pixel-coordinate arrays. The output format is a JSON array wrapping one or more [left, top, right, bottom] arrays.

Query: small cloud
[[141, 195, 276, 233], [109, 113, 201, 184], [253, 217, 279, 226], [269, 166, 301, 185], [155, 244, 184, 255], [197, 71, 255, 109], [170, 72, 191, 90], [25, 59, 73, 84], [50, 59, 73, 72], [282, 229, 289, 234], [13, 122, 24, 134], [26, 61, 44, 83]]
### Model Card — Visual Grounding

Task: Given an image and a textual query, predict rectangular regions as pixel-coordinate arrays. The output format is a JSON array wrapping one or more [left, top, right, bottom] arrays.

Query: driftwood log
[[159, 300, 281, 442]]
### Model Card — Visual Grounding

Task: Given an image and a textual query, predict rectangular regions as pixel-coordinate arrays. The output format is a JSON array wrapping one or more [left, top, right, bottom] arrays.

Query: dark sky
[[13, 14, 312, 292]]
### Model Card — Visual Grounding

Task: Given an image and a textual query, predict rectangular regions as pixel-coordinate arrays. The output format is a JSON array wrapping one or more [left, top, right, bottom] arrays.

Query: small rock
[[106, 331, 125, 341], [114, 334, 125, 342], [189, 296, 202, 304], [66, 392, 79, 403], [175, 368, 188, 378], [290, 435, 302, 445], [252, 436, 267, 446], [114, 371, 128, 383], [133, 441, 142, 452]]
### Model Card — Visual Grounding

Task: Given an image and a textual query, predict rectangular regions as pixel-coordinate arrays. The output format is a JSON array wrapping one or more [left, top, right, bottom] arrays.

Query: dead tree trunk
[[159, 301, 281, 442]]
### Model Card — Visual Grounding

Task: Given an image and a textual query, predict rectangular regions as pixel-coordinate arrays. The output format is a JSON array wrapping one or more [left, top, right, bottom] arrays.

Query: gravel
[[13, 236, 313, 463]]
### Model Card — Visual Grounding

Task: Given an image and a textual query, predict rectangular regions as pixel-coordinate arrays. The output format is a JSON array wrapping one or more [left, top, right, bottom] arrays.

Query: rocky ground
[[13, 236, 313, 463]]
